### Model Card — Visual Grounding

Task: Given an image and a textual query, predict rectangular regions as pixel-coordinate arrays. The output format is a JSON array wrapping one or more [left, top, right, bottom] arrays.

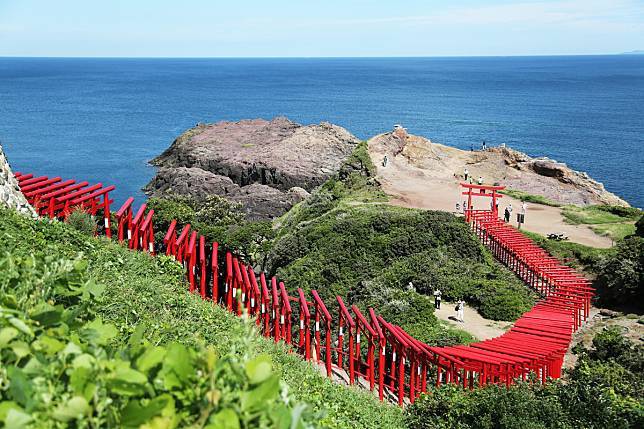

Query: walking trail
[[435, 302, 510, 341], [369, 133, 613, 248]]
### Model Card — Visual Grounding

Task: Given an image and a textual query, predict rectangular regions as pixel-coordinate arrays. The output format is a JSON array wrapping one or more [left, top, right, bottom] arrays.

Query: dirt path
[[434, 302, 510, 341], [370, 139, 613, 248]]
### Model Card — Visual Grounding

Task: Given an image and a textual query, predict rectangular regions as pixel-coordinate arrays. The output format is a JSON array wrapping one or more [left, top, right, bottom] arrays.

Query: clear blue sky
[[1, 0, 642, 57]]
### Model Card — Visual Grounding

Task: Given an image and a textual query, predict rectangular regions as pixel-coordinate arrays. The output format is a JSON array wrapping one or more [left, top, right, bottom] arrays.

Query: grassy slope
[[268, 143, 535, 336], [0, 207, 405, 429], [561, 205, 640, 242]]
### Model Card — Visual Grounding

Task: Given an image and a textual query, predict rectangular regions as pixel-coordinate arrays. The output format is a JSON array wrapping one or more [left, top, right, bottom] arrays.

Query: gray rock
[[0, 144, 37, 218], [146, 117, 359, 219]]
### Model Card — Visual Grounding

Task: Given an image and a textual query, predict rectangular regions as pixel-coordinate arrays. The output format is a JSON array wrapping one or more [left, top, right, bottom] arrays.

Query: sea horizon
[[1, 55, 643, 207]]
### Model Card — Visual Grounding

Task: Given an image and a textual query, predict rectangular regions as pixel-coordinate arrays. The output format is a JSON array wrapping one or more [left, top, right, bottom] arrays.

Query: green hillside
[[0, 207, 405, 428]]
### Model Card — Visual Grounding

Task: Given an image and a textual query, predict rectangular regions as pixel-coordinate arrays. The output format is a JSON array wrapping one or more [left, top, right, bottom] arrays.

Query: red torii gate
[[461, 182, 505, 222]]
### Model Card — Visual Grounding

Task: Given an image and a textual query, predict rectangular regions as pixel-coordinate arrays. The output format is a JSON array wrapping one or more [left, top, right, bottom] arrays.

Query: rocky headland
[[369, 128, 628, 207], [145, 117, 360, 220]]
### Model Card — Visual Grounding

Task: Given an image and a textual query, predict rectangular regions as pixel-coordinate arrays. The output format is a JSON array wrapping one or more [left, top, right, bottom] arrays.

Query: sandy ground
[[369, 138, 613, 248], [434, 302, 509, 341]]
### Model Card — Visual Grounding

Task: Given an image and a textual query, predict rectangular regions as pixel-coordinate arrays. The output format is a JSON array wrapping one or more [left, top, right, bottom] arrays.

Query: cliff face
[[0, 144, 36, 217], [145, 117, 360, 220]]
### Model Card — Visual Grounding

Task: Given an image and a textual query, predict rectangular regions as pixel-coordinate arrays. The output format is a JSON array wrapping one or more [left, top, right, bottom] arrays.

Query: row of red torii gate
[[14, 171, 593, 406]]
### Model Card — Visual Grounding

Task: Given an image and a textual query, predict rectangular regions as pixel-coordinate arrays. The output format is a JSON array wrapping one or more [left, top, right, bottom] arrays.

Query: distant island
[[620, 50, 644, 55]]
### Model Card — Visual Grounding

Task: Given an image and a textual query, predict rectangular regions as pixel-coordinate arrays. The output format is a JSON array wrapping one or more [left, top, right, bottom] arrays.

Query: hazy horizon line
[[0, 52, 639, 60]]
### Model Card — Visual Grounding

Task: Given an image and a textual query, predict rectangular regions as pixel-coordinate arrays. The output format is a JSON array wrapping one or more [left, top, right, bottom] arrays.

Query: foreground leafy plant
[[0, 253, 314, 428]]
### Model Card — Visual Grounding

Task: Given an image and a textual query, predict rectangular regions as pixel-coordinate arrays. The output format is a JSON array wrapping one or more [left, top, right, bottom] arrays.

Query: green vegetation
[[147, 195, 275, 269], [268, 142, 535, 339], [499, 189, 561, 207], [561, 205, 641, 225], [560, 205, 641, 241], [594, 236, 643, 312], [0, 252, 312, 428], [521, 230, 610, 272], [404, 326, 644, 429], [0, 207, 405, 428], [65, 207, 97, 236]]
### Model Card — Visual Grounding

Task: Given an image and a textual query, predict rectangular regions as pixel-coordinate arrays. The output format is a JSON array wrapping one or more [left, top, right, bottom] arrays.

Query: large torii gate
[[461, 182, 505, 222]]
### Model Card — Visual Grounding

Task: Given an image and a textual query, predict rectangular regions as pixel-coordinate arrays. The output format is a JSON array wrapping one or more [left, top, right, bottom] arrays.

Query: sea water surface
[[0, 56, 643, 207]]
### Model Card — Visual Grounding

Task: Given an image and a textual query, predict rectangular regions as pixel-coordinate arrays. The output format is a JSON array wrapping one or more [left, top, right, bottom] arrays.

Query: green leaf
[[33, 335, 65, 355], [8, 317, 33, 337], [164, 343, 192, 378], [69, 366, 91, 396], [85, 279, 106, 298], [0, 327, 19, 348], [7, 366, 33, 407], [10, 341, 30, 359], [206, 408, 240, 429], [120, 395, 174, 427], [0, 401, 22, 421], [240, 374, 280, 412], [4, 408, 32, 429], [52, 396, 90, 422], [72, 353, 96, 369], [136, 346, 166, 374], [141, 416, 175, 429], [29, 303, 63, 327], [128, 323, 146, 347], [62, 341, 82, 357], [245, 354, 272, 385], [81, 318, 118, 345], [108, 366, 149, 396]]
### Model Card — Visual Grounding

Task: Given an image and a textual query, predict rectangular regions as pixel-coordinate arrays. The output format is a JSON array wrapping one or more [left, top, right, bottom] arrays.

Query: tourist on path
[[482, 141, 487, 151], [433, 289, 442, 309], [464, 167, 469, 181], [504, 204, 512, 223], [477, 176, 483, 185], [517, 202, 527, 229], [456, 299, 465, 322]]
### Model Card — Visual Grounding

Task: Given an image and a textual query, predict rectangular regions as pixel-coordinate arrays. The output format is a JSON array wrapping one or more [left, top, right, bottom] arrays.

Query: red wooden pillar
[[211, 242, 219, 302], [199, 236, 206, 298]]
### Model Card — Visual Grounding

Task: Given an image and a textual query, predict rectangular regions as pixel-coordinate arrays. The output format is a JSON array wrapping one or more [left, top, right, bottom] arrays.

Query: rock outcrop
[[369, 131, 628, 207], [0, 144, 37, 217], [145, 118, 359, 220]]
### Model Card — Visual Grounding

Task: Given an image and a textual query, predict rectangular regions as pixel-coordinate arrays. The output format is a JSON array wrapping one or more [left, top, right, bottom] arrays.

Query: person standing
[[456, 299, 465, 323], [504, 205, 511, 223], [518, 202, 527, 229], [482, 141, 487, 151], [464, 167, 469, 181], [477, 176, 483, 185], [434, 289, 442, 309]]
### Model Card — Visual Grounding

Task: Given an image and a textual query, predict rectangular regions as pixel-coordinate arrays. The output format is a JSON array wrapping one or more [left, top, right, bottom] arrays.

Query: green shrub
[[65, 207, 96, 236], [521, 231, 609, 271], [405, 329, 644, 429], [271, 205, 533, 322], [0, 252, 315, 428], [147, 195, 273, 268], [594, 236, 643, 311]]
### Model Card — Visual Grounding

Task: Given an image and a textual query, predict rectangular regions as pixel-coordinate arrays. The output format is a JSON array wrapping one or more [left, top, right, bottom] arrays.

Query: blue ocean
[[1, 56, 642, 207]]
